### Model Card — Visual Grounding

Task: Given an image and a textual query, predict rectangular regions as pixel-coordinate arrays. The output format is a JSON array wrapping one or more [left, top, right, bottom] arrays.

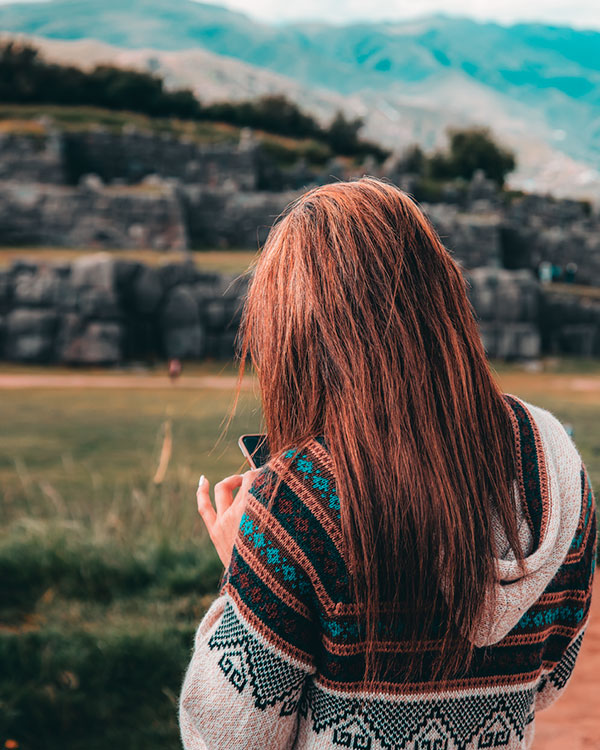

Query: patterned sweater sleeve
[[535, 460, 597, 712], [179, 464, 318, 750]]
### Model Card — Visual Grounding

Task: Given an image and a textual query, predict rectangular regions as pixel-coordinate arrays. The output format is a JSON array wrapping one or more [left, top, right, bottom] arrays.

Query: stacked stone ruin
[[0, 125, 599, 362], [0, 254, 249, 364], [1, 253, 599, 364]]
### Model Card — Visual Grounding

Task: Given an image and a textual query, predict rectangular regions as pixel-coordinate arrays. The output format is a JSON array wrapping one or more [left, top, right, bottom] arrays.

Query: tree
[[251, 94, 320, 139], [0, 40, 390, 161], [401, 144, 426, 175], [325, 110, 364, 154], [429, 126, 516, 186]]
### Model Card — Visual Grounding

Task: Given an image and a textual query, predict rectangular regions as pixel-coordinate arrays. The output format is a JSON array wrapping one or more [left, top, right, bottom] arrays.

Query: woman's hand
[[196, 469, 261, 568]]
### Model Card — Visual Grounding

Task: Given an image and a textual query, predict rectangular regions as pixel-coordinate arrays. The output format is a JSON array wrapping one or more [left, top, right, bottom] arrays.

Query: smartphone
[[238, 434, 270, 469]]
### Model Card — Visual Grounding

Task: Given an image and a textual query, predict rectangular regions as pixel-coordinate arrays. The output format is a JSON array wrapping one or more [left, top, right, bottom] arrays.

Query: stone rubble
[[0, 129, 598, 362]]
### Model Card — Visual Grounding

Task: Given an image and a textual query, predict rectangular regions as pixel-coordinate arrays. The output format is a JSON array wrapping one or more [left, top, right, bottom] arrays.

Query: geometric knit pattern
[[179, 394, 597, 750], [207, 596, 541, 748], [546, 630, 585, 691], [303, 680, 536, 749], [208, 599, 308, 715]]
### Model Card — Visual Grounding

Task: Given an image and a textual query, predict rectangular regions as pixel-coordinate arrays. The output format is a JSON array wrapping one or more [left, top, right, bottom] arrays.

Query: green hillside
[[0, 0, 599, 168]]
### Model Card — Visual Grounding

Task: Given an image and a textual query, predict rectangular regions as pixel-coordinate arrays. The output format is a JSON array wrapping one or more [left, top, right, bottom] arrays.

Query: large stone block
[[163, 324, 205, 360], [161, 285, 199, 328], [190, 272, 223, 302], [517, 327, 542, 358], [0, 132, 66, 183], [423, 204, 502, 268], [203, 299, 229, 331], [78, 287, 122, 320], [158, 262, 201, 291], [496, 323, 541, 359], [477, 321, 498, 358], [477, 320, 541, 359], [216, 330, 239, 360], [204, 332, 220, 359], [55, 313, 84, 361], [553, 324, 598, 357], [68, 216, 130, 248], [181, 186, 298, 248], [0, 180, 187, 251], [5, 308, 59, 361], [71, 253, 115, 291], [13, 269, 64, 307], [60, 320, 123, 364], [160, 285, 205, 359], [467, 267, 540, 324], [10, 259, 39, 275], [495, 281, 523, 323], [131, 266, 163, 314], [62, 131, 260, 189], [54, 280, 79, 312], [0, 269, 12, 311], [113, 259, 143, 291]]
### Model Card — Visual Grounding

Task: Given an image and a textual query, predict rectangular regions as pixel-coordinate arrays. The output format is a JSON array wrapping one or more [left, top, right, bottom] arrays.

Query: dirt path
[[0, 373, 257, 389], [0, 371, 598, 396], [532, 579, 600, 749]]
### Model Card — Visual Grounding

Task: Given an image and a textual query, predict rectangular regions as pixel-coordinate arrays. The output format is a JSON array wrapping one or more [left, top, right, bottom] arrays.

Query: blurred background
[[0, 1, 599, 748]]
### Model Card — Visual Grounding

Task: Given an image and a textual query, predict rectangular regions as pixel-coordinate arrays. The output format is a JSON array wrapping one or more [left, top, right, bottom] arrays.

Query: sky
[[0, 0, 598, 30], [215, 0, 600, 29]]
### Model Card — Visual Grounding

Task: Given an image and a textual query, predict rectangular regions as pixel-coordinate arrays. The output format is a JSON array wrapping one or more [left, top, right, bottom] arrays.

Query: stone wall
[[0, 128, 259, 189], [464, 267, 541, 359], [0, 130, 66, 183], [62, 128, 260, 190], [0, 254, 249, 364], [502, 193, 600, 286], [0, 130, 599, 285], [1, 255, 598, 365], [422, 204, 503, 269], [0, 177, 299, 251], [0, 177, 187, 250], [539, 287, 600, 357], [180, 186, 300, 249]]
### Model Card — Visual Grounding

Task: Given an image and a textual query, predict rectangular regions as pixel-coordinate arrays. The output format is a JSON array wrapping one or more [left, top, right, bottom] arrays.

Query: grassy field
[[0, 247, 261, 275], [0, 366, 263, 750], [0, 103, 345, 168], [1, 360, 599, 749]]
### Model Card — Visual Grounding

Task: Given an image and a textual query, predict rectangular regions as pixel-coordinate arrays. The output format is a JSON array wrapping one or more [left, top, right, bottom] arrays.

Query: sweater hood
[[471, 394, 584, 647]]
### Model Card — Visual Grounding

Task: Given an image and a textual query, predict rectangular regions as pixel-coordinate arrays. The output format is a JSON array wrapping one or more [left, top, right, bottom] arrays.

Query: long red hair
[[227, 176, 523, 683]]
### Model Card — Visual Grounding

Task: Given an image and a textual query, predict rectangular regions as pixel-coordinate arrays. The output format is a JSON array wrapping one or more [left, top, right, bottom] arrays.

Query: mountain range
[[0, 0, 599, 200]]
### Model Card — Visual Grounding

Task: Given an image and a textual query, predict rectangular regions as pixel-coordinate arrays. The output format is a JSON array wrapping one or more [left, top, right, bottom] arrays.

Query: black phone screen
[[239, 434, 270, 469]]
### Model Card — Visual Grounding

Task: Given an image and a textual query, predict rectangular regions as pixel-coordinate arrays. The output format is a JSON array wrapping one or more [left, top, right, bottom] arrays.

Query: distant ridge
[[0, 0, 599, 200]]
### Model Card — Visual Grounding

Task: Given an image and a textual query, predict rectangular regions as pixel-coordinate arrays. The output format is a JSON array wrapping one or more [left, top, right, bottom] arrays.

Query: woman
[[179, 177, 596, 749]]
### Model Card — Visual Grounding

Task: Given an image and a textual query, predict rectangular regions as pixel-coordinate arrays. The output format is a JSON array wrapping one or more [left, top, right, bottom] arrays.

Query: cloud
[[215, 0, 600, 30]]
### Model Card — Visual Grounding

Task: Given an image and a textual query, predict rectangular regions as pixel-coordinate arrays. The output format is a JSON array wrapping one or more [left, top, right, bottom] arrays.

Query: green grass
[[0, 103, 245, 142], [0, 381, 261, 533], [0, 102, 227, 143], [0, 103, 351, 169], [0, 247, 261, 275], [0, 619, 195, 749], [0, 376, 263, 749], [0, 364, 598, 748]]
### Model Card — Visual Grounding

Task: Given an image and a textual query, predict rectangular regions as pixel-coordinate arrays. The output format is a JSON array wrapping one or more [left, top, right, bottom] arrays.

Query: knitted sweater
[[179, 394, 597, 750]]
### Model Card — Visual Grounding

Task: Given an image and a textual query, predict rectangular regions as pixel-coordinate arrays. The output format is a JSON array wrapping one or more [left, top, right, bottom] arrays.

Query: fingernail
[[198, 474, 205, 487]]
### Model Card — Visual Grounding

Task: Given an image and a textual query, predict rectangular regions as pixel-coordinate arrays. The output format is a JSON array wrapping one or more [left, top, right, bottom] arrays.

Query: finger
[[234, 469, 261, 505], [214, 474, 244, 515], [196, 477, 216, 530]]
